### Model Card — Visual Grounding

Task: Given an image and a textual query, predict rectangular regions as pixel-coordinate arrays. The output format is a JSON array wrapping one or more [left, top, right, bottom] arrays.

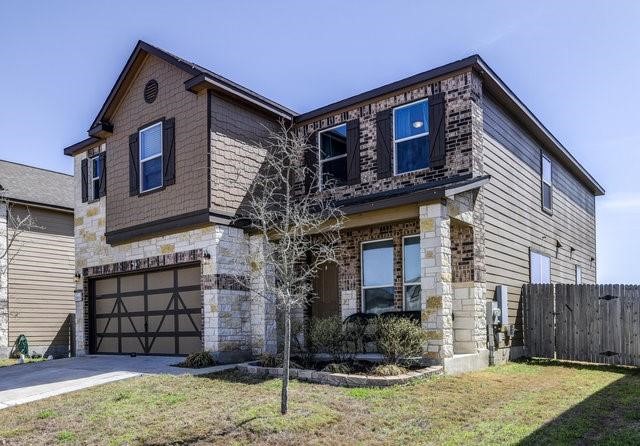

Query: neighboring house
[[0, 160, 75, 358], [63, 41, 603, 370]]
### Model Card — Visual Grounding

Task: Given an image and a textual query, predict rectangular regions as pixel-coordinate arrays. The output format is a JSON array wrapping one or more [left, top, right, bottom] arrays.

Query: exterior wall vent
[[144, 79, 159, 104]]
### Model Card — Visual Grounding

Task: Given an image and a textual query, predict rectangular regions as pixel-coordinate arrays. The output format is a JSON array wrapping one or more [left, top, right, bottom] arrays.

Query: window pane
[[92, 156, 101, 179], [396, 135, 429, 174], [362, 240, 393, 287], [394, 101, 428, 140], [364, 287, 395, 314], [141, 157, 162, 191], [405, 284, 421, 311], [403, 236, 420, 283], [320, 125, 347, 159], [321, 158, 347, 186], [543, 183, 552, 209], [92, 179, 100, 199], [140, 124, 162, 159], [542, 157, 552, 184]]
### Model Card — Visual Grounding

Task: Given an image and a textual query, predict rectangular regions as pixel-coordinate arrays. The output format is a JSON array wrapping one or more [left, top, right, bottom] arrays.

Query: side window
[[361, 239, 394, 314], [530, 251, 551, 284], [318, 124, 347, 189], [403, 236, 421, 311], [90, 155, 101, 200], [139, 122, 163, 192], [541, 155, 553, 212], [394, 99, 429, 174]]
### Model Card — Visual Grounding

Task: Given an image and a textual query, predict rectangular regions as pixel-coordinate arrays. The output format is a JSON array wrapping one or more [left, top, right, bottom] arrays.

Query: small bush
[[370, 364, 408, 376], [374, 316, 427, 364], [322, 363, 351, 374], [343, 318, 370, 354], [308, 316, 346, 361], [177, 351, 215, 368]]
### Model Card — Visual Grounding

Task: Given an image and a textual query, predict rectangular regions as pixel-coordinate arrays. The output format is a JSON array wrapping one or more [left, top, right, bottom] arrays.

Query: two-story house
[[64, 41, 603, 370]]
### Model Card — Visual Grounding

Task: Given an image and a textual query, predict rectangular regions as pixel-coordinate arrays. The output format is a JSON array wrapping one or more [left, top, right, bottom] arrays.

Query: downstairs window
[[361, 239, 394, 314]]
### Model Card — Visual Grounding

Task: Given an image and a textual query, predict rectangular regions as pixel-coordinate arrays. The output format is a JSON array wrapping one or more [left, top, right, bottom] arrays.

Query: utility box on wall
[[496, 285, 509, 326]]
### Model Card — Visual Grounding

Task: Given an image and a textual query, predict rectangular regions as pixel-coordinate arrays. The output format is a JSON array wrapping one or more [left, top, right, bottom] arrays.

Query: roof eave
[[63, 136, 102, 156]]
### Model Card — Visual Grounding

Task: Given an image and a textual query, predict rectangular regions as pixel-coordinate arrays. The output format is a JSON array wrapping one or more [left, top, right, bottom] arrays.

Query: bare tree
[[236, 122, 343, 415], [0, 193, 38, 279]]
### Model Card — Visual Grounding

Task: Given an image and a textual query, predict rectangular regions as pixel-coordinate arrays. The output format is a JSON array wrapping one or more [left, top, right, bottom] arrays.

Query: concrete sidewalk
[[0, 355, 237, 409]]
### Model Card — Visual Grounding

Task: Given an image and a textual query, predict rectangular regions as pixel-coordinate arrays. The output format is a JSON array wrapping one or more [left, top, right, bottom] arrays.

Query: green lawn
[[1, 359, 639, 445], [0, 357, 45, 368]]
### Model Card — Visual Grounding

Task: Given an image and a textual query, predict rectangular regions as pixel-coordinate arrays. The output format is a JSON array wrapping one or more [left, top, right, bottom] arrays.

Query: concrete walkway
[[0, 355, 237, 409]]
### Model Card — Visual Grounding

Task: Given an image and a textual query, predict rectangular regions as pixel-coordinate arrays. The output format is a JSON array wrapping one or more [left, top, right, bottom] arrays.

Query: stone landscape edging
[[235, 362, 443, 387]]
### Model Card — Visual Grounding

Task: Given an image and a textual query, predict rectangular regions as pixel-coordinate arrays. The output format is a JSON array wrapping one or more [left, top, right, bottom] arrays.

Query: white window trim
[[530, 250, 551, 284], [541, 154, 553, 211], [402, 235, 421, 311], [360, 238, 394, 313], [317, 123, 348, 191], [90, 154, 101, 200], [139, 122, 163, 193], [392, 99, 429, 176]]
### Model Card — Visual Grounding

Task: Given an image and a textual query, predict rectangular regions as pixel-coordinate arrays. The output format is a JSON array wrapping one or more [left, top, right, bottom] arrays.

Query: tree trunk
[[281, 307, 291, 415]]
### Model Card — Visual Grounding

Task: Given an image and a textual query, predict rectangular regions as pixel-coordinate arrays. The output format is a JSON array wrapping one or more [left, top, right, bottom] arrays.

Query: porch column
[[420, 202, 454, 361], [249, 235, 277, 356], [74, 284, 86, 356], [0, 203, 8, 357], [201, 254, 219, 354]]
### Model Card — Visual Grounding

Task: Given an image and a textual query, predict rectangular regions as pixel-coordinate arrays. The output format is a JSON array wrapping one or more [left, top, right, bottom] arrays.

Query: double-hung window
[[318, 124, 347, 189], [530, 251, 551, 284], [403, 236, 421, 311], [139, 122, 163, 193], [394, 99, 429, 174], [541, 155, 553, 211], [90, 155, 102, 200], [361, 239, 394, 314]]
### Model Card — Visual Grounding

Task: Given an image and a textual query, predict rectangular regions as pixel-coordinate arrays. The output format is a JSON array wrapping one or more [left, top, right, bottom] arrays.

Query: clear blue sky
[[0, 1, 638, 283]]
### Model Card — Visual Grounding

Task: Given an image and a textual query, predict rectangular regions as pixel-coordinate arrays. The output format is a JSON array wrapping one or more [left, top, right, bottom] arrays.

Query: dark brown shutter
[[376, 109, 393, 178], [162, 118, 176, 186], [428, 92, 446, 168], [81, 158, 88, 203], [346, 119, 361, 185], [304, 131, 318, 193], [129, 133, 139, 196], [98, 151, 107, 198]]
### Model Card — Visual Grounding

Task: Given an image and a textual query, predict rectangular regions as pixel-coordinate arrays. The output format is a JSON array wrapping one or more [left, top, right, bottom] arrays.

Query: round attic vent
[[144, 79, 158, 104]]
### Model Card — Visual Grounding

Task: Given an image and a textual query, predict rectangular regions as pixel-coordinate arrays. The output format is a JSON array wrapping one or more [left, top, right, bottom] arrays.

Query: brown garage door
[[91, 265, 202, 355]]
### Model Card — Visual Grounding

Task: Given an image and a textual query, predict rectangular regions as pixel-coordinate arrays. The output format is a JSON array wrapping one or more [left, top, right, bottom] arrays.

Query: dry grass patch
[[0, 360, 638, 445]]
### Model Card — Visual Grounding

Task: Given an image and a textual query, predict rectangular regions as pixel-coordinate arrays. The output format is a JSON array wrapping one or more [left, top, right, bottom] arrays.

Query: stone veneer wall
[[73, 148, 275, 360], [0, 203, 8, 357], [337, 219, 420, 314], [296, 69, 477, 200]]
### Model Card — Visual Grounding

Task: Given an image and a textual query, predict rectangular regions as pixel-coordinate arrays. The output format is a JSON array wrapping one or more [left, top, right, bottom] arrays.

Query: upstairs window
[[139, 122, 163, 192], [90, 155, 102, 200], [318, 124, 347, 189], [542, 155, 553, 212], [394, 99, 429, 174], [403, 236, 421, 311], [530, 251, 551, 284], [361, 239, 395, 314]]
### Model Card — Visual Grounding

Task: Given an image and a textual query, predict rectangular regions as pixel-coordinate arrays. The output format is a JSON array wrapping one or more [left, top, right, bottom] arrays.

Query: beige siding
[[483, 133, 597, 344], [7, 206, 75, 352]]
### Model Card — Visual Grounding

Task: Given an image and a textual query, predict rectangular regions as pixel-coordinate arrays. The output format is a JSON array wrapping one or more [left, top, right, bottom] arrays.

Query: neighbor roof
[[0, 160, 74, 210], [63, 43, 603, 196]]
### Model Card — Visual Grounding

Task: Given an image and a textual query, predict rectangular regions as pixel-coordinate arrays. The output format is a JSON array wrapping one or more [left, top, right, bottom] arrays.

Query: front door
[[311, 262, 340, 319]]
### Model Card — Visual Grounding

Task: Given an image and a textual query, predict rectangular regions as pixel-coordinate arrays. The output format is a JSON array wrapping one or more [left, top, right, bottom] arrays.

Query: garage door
[[92, 265, 202, 355]]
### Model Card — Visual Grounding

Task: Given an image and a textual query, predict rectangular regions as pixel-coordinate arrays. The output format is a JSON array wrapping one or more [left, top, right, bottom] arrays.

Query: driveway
[[0, 355, 237, 409]]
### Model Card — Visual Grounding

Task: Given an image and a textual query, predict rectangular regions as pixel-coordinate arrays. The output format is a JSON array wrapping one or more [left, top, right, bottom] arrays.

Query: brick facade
[[451, 221, 474, 283]]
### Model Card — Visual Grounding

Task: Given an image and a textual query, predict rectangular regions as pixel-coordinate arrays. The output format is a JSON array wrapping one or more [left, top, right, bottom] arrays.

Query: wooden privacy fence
[[524, 284, 640, 366]]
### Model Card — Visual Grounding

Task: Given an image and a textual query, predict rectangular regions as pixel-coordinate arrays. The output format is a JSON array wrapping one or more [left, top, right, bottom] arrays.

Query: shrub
[[259, 352, 282, 367], [308, 316, 347, 361], [374, 316, 427, 364], [370, 364, 408, 376], [322, 363, 351, 374], [343, 318, 370, 354], [177, 351, 215, 368]]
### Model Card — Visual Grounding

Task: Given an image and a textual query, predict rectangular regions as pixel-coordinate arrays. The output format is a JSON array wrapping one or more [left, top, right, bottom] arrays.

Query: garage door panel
[[95, 297, 117, 314], [178, 267, 200, 287], [120, 295, 145, 312], [147, 270, 174, 290], [120, 274, 144, 293], [92, 265, 202, 356], [95, 278, 117, 295]]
